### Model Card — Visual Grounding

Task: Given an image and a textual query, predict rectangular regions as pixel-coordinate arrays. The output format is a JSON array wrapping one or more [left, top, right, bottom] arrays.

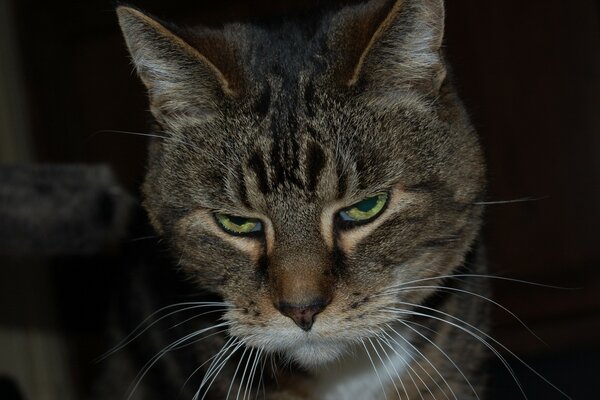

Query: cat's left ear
[[117, 6, 241, 118], [332, 0, 446, 95]]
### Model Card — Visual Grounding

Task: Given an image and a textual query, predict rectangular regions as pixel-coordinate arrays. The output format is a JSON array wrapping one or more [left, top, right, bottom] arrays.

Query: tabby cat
[[104, 0, 490, 398]]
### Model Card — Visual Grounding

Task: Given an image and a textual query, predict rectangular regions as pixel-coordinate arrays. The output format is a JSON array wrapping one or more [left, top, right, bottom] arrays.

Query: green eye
[[339, 193, 388, 224], [215, 213, 263, 235]]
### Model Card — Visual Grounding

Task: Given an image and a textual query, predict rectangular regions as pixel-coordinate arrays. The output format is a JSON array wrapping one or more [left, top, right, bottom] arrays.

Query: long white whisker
[[92, 129, 167, 140], [245, 347, 263, 400], [368, 336, 402, 400], [95, 129, 233, 170], [384, 324, 456, 400], [379, 274, 571, 292], [170, 308, 236, 330], [236, 347, 256, 400], [373, 332, 412, 400], [377, 328, 432, 400], [390, 302, 571, 399], [386, 307, 528, 399], [360, 338, 388, 400], [172, 327, 230, 352], [226, 345, 250, 400], [97, 302, 228, 361], [269, 353, 278, 386], [127, 321, 229, 400], [473, 197, 546, 205], [243, 348, 259, 400], [199, 339, 247, 400], [255, 351, 267, 400], [381, 285, 545, 344], [189, 336, 236, 398], [205, 337, 238, 378]]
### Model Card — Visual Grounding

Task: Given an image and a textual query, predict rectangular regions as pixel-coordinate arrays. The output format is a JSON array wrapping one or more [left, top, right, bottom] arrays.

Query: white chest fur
[[311, 339, 412, 400]]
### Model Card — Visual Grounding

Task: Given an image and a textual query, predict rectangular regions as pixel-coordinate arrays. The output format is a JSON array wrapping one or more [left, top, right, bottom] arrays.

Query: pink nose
[[276, 299, 329, 331]]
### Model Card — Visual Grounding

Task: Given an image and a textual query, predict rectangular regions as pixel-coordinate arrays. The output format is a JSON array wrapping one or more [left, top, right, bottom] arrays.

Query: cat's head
[[118, 0, 485, 368]]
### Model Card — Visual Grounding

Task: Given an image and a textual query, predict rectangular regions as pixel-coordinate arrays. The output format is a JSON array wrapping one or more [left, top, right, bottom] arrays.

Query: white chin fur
[[239, 327, 350, 370], [286, 340, 347, 369]]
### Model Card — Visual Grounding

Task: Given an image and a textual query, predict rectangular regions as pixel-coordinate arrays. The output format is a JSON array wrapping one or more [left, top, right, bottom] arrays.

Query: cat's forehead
[[237, 21, 326, 77]]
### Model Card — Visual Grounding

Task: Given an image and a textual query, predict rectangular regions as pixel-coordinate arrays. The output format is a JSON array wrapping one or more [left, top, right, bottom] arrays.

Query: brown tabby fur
[[108, 0, 489, 398]]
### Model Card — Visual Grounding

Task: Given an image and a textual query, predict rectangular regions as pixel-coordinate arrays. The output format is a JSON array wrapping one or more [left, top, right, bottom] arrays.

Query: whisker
[[389, 307, 525, 399], [128, 235, 160, 243], [379, 273, 574, 292], [360, 338, 388, 400], [473, 197, 547, 205], [91, 129, 168, 140], [269, 353, 278, 386], [169, 308, 235, 330], [236, 346, 255, 400], [97, 302, 229, 362], [92, 129, 232, 171], [385, 323, 463, 400], [244, 347, 263, 400], [255, 351, 267, 400], [171, 327, 230, 351], [198, 337, 238, 389], [226, 346, 250, 400], [198, 338, 247, 400], [199, 341, 247, 400], [186, 336, 235, 395], [127, 321, 230, 400], [373, 331, 412, 400], [378, 327, 440, 400], [367, 336, 402, 400], [387, 304, 572, 399], [380, 285, 545, 345], [393, 305, 524, 383]]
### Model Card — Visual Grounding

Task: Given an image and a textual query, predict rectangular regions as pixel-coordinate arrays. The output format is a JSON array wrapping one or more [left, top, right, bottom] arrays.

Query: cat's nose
[[276, 298, 329, 331]]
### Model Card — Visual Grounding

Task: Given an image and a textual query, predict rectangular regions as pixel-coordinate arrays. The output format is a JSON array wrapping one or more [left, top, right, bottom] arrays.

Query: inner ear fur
[[331, 0, 446, 94]]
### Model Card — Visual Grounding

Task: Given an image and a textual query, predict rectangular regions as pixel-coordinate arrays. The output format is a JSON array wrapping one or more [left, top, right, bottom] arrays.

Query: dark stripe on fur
[[305, 142, 326, 192], [236, 166, 251, 208], [254, 86, 271, 116], [248, 152, 270, 194], [304, 82, 317, 118], [336, 163, 348, 199]]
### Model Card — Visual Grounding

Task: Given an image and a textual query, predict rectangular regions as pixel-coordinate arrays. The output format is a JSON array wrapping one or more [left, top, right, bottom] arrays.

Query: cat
[[100, 0, 490, 398]]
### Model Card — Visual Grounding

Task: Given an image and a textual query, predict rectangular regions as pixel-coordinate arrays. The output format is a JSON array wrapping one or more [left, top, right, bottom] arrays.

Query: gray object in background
[[0, 164, 134, 255]]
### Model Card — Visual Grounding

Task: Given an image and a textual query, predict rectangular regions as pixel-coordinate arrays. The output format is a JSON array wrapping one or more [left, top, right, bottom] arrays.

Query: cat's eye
[[338, 193, 388, 225], [215, 213, 263, 235]]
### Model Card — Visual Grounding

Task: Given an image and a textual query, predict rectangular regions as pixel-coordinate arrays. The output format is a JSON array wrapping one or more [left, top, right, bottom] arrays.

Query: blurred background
[[0, 0, 598, 399]]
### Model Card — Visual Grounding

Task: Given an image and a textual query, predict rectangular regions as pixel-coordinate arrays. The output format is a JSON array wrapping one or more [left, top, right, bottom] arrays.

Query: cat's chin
[[240, 331, 348, 369], [284, 340, 348, 369]]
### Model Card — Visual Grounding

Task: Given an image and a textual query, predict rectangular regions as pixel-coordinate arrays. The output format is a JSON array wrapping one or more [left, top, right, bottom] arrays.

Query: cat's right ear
[[117, 6, 236, 118]]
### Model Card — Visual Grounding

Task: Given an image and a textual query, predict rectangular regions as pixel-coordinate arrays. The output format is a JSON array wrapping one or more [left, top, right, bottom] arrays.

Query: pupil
[[356, 197, 377, 212], [229, 216, 248, 226]]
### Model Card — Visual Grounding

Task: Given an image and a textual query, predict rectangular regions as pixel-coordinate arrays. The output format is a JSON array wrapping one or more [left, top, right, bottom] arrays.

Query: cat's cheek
[[331, 186, 415, 255], [172, 210, 264, 286]]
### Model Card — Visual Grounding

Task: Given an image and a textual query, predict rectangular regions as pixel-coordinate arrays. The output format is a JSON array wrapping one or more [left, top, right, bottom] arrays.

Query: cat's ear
[[332, 0, 446, 95], [117, 6, 240, 117]]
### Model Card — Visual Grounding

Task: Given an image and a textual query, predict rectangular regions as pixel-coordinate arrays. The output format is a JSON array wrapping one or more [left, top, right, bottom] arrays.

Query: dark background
[[0, 0, 598, 399]]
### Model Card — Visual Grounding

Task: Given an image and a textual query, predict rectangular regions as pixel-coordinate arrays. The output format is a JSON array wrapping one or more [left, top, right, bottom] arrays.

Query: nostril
[[276, 298, 329, 331]]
